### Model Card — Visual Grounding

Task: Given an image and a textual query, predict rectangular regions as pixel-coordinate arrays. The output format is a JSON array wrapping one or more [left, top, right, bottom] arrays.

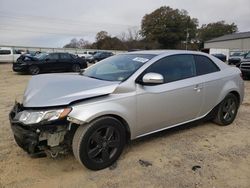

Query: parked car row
[[13, 52, 87, 75], [211, 51, 250, 79], [85, 51, 114, 63], [0, 46, 115, 64], [239, 52, 250, 79], [0, 47, 23, 63], [212, 53, 227, 62], [228, 51, 247, 65]]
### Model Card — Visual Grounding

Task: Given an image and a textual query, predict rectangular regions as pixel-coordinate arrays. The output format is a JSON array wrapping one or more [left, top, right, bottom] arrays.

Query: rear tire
[[29, 65, 40, 75], [213, 93, 239, 126], [72, 116, 126, 170]]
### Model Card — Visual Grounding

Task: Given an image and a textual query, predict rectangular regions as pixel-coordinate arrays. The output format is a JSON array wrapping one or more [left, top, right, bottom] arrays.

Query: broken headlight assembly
[[14, 108, 72, 125]]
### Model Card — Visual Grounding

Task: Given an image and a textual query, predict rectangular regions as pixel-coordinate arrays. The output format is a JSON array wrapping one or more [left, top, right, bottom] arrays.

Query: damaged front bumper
[[9, 103, 75, 158]]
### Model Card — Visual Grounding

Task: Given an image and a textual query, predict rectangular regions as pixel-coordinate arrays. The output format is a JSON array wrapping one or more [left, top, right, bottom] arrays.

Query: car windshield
[[93, 52, 104, 57], [230, 52, 245, 57], [245, 53, 250, 59], [35, 53, 48, 60], [83, 54, 156, 81]]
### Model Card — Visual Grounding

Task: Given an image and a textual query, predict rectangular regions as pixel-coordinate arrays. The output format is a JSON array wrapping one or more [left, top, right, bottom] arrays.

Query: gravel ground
[[0, 63, 250, 188]]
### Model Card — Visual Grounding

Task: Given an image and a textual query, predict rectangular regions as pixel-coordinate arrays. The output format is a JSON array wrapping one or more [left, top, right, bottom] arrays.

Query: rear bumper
[[240, 68, 250, 76]]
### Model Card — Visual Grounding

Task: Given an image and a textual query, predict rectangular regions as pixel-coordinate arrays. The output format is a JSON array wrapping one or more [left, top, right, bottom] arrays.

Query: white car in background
[[0, 47, 23, 63], [77, 51, 95, 59]]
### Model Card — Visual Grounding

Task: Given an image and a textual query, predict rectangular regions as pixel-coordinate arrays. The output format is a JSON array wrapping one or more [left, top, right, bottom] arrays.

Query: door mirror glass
[[142, 73, 164, 84]]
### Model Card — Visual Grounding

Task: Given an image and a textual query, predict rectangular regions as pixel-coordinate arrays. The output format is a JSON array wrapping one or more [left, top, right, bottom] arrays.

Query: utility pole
[[185, 28, 189, 50]]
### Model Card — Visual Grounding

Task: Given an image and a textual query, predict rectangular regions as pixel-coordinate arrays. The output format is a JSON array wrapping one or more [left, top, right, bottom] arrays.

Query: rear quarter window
[[194, 55, 220, 76], [0, 50, 11, 55]]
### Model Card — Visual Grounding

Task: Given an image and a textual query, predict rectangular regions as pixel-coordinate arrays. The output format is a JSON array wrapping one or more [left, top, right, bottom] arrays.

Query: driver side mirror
[[141, 72, 164, 85]]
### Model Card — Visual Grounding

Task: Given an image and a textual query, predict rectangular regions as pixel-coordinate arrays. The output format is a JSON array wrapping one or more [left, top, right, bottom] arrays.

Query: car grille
[[240, 62, 250, 70]]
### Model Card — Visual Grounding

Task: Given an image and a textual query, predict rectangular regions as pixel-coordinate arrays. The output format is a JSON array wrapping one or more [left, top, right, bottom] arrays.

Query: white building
[[204, 31, 250, 59]]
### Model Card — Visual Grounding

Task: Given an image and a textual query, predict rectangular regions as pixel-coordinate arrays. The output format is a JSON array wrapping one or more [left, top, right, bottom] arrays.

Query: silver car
[[9, 50, 244, 170]]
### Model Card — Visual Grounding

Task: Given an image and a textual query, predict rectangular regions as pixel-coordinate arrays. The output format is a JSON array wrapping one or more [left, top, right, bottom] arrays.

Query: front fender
[[68, 97, 137, 139]]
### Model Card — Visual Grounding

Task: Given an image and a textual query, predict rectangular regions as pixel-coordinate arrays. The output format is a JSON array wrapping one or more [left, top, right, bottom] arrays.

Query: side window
[[60, 53, 71, 59], [70, 54, 77, 59], [48, 53, 59, 60], [145, 54, 196, 83], [14, 50, 23, 54], [0, 50, 11, 55], [245, 53, 250, 59], [194, 55, 220, 76]]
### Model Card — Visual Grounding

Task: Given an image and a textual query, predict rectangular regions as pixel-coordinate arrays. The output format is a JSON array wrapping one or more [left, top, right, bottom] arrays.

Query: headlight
[[14, 108, 71, 125]]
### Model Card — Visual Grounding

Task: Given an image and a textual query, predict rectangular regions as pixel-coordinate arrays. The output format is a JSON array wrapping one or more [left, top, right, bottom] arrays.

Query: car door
[[193, 55, 223, 116], [135, 54, 204, 136], [43, 53, 60, 71], [0, 49, 12, 63], [58, 53, 72, 71]]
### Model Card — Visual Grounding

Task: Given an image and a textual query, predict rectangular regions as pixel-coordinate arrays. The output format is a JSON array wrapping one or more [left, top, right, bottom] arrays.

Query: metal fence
[[0, 44, 126, 55]]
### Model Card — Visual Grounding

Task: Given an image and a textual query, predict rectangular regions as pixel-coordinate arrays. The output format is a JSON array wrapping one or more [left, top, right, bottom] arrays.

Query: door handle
[[194, 84, 202, 92]]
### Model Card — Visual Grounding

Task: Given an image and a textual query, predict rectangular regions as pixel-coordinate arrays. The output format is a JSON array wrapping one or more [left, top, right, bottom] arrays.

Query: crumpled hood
[[23, 73, 119, 107]]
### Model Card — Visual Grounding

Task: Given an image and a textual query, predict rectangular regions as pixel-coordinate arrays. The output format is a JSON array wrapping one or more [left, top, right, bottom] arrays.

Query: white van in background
[[0, 47, 23, 63], [77, 51, 95, 58]]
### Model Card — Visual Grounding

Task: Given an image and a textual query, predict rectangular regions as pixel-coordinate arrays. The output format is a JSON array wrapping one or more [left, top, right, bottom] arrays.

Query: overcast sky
[[0, 0, 249, 48]]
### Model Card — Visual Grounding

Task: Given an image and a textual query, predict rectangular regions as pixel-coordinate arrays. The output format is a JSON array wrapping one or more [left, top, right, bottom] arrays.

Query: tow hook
[[50, 151, 59, 158]]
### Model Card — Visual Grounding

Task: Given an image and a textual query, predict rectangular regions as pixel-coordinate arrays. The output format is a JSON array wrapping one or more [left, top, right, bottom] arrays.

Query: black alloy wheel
[[87, 126, 120, 163], [72, 117, 126, 170], [221, 97, 237, 122], [214, 93, 239, 126]]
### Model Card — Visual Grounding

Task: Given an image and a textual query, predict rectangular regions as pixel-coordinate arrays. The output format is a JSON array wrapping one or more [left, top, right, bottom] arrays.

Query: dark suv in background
[[13, 52, 87, 75], [86, 51, 113, 63], [239, 52, 250, 79], [228, 51, 247, 65]]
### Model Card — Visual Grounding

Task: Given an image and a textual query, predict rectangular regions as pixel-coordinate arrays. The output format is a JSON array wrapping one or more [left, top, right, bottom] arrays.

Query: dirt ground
[[0, 63, 250, 188]]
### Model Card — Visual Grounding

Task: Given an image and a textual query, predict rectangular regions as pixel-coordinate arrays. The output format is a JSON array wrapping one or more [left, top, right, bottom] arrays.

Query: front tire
[[72, 64, 81, 72], [213, 93, 239, 126], [72, 117, 126, 170], [29, 65, 40, 75]]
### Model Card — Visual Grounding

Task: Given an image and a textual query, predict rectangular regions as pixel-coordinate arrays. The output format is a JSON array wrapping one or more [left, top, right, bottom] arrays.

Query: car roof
[[49, 52, 70, 54], [0, 47, 12, 50], [125, 50, 209, 57]]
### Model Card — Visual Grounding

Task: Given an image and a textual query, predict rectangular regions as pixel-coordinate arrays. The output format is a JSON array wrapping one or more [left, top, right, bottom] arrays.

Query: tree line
[[64, 6, 238, 51]]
